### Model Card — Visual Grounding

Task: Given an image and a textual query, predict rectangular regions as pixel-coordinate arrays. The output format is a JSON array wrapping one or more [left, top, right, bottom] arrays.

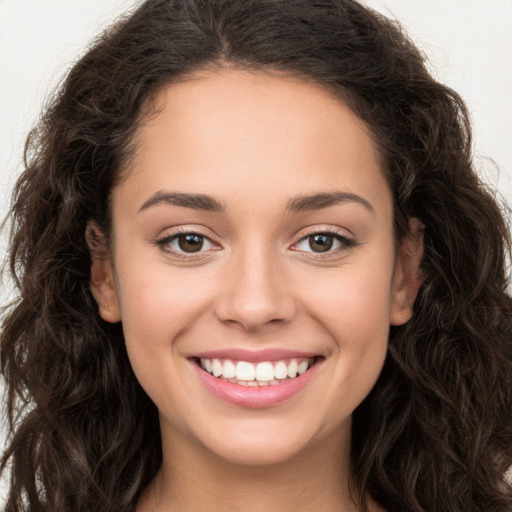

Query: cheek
[[304, 259, 394, 341], [301, 259, 394, 404], [114, 260, 213, 373], [325, 274, 390, 359]]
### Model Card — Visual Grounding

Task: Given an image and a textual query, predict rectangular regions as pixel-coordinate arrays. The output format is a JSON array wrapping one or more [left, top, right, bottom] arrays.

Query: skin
[[89, 68, 423, 511]]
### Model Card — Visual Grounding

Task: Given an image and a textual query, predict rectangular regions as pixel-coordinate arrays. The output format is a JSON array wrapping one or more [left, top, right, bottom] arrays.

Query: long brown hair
[[2, 1, 511, 510]]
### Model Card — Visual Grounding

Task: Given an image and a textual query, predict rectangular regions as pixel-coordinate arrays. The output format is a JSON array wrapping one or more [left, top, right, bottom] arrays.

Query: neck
[[138, 421, 369, 512]]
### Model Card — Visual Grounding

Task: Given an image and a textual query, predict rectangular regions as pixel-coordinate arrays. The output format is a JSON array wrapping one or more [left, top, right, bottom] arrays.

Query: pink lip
[[191, 348, 317, 362], [191, 357, 322, 408]]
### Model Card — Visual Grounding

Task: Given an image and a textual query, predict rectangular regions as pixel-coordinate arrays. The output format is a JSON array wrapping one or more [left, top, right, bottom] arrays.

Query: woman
[[1, 0, 511, 511]]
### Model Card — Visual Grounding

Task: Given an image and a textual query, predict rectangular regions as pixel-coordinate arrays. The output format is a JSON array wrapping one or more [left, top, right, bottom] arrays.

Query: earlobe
[[86, 221, 121, 323], [390, 218, 424, 326]]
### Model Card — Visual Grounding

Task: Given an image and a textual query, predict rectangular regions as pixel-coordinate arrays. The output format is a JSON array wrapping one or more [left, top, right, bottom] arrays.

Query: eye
[[293, 231, 355, 254], [157, 232, 218, 255], [175, 233, 206, 253]]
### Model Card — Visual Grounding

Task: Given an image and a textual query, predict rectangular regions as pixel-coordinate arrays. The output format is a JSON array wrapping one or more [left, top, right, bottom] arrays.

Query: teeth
[[212, 359, 223, 377], [297, 361, 309, 375], [274, 361, 288, 380], [236, 361, 255, 381], [199, 356, 315, 385], [255, 362, 274, 381], [287, 359, 298, 378], [223, 360, 236, 379]]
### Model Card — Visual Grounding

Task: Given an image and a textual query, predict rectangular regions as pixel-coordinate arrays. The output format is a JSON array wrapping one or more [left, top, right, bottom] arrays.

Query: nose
[[213, 245, 297, 333]]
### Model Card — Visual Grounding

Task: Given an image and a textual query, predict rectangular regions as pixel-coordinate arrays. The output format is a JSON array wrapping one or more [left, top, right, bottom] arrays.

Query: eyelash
[[290, 228, 358, 259], [155, 228, 220, 259], [155, 227, 358, 259]]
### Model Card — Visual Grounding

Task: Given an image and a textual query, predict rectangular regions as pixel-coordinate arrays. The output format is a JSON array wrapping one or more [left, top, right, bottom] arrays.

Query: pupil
[[309, 234, 333, 252], [178, 234, 204, 252]]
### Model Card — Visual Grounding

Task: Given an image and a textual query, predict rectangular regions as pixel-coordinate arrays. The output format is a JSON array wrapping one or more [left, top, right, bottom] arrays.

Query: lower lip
[[192, 360, 321, 408]]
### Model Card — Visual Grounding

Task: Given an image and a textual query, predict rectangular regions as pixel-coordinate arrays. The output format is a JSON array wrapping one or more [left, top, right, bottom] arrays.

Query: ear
[[85, 221, 121, 323], [389, 217, 424, 326]]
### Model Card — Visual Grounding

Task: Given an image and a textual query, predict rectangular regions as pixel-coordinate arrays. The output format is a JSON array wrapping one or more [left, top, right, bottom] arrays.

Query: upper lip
[[189, 348, 319, 362]]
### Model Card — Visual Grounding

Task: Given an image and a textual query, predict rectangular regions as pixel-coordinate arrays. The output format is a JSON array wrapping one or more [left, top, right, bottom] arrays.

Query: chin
[[187, 415, 347, 468]]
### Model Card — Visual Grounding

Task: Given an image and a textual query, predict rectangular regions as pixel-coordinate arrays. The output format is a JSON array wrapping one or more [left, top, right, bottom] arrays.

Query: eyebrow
[[286, 191, 375, 214], [138, 191, 225, 213], [138, 190, 374, 215]]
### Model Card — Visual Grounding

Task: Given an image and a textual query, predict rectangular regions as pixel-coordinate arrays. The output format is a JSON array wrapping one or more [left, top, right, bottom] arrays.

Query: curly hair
[[1, 0, 511, 510]]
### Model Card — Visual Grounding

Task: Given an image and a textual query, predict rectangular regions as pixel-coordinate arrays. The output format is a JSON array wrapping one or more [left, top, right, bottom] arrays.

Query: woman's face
[[90, 69, 422, 466]]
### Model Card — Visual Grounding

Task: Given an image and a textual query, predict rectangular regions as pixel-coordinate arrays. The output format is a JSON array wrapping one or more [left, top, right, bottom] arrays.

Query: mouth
[[195, 356, 317, 386], [190, 353, 323, 408]]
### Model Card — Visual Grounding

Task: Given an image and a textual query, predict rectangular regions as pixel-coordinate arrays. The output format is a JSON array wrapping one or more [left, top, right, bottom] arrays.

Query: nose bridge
[[214, 237, 295, 331]]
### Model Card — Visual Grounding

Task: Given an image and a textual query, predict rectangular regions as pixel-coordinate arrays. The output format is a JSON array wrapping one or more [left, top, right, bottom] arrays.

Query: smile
[[199, 357, 315, 386], [191, 353, 323, 408]]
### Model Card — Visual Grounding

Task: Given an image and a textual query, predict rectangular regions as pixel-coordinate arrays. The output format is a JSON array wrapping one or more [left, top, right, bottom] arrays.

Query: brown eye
[[292, 231, 356, 256], [177, 234, 204, 252], [308, 234, 334, 252], [156, 231, 218, 257]]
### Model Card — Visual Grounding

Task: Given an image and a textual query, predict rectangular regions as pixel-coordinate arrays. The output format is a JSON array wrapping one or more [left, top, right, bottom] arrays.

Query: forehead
[[115, 68, 391, 216]]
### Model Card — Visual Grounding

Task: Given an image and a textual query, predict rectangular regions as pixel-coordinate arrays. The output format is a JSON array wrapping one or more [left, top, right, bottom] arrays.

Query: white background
[[1, 0, 511, 505]]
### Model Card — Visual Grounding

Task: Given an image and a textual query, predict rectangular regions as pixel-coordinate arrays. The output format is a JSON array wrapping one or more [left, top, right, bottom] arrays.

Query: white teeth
[[255, 362, 274, 381], [199, 356, 315, 384], [212, 359, 223, 377], [236, 361, 255, 381], [297, 361, 309, 375], [274, 361, 288, 380], [287, 359, 298, 378], [223, 360, 236, 379]]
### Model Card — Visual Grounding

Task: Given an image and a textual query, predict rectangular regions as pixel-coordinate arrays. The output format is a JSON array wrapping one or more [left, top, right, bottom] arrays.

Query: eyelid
[[153, 225, 358, 260], [155, 226, 221, 258], [290, 226, 358, 256]]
